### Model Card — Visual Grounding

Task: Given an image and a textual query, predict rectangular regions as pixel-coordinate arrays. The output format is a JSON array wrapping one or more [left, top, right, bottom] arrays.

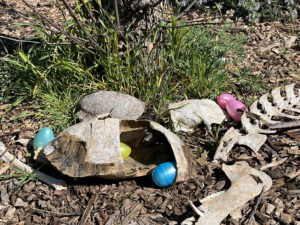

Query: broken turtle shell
[[77, 91, 145, 121], [43, 116, 197, 182]]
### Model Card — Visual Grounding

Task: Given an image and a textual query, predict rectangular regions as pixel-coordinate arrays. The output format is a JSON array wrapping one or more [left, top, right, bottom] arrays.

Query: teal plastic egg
[[152, 162, 177, 187], [33, 127, 55, 150]]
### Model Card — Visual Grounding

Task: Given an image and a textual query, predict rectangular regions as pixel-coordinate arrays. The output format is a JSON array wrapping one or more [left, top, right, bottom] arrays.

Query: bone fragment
[[242, 83, 300, 134], [269, 120, 300, 129], [195, 161, 272, 225], [241, 113, 276, 134], [213, 128, 267, 162], [0, 142, 67, 191], [169, 99, 226, 132]]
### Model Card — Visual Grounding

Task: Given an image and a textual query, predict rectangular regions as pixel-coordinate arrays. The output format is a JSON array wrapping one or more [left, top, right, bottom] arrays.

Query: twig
[[269, 120, 300, 130], [29, 208, 82, 217], [60, 0, 103, 52], [160, 21, 235, 28], [79, 194, 98, 225], [78, 0, 97, 24], [285, 131, 300, 140], [114, 0, 120, 30], [0, 142, 67, 191], [0, 35, 70, 45], [21, 0, 97, 55], [245, 186, 265, 225], [175, 0, 198, 20]]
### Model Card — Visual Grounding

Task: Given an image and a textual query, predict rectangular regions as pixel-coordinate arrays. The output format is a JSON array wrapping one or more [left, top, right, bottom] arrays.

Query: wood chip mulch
[[0, 2, 300, 225]]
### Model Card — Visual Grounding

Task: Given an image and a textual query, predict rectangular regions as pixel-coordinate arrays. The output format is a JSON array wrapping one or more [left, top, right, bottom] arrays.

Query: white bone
[[195, 161, 272, 225]]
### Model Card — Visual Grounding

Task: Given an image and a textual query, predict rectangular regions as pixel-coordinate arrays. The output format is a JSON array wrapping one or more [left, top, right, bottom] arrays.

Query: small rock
[[14, 198, 28, 207], [266, 203, 275, 214]]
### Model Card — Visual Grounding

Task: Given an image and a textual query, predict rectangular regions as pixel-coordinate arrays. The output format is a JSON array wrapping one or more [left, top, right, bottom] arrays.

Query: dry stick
[[78, 0, 97, 24], [269, 120, 300, 130], [21, 0, 96, 55], [29, 208, 82, 217], [285, 131, 300, 140], [160, 21, 237, 29], [0, 35, 70, 45], [246, 186, 265, 225], [175, 0, 199, 20], [0, 142, 67, 191], [60, 0, 103, 52], [113, 0, 120, 30], [79, 194, 98, 225]]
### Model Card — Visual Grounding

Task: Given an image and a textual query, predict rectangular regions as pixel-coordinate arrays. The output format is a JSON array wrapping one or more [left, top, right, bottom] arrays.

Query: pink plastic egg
[[226, 99, 248, 121], [217, 94, 236, 109]]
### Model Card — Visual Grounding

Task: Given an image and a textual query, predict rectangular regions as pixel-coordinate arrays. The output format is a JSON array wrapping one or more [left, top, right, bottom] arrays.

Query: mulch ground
[[0, 1, 300, 225]]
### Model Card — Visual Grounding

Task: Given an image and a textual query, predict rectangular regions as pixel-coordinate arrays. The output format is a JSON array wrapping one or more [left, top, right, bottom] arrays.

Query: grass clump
[[0, 0, 265, 130]]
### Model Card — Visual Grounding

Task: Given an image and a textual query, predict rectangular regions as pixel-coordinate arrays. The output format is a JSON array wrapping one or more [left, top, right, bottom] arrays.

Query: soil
[[0, 1, 300, 225]]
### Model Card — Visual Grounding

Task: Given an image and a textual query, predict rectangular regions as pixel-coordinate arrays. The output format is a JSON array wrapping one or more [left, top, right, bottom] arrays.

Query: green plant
[[2, 0, 266, 127], [0, 166, 38, 191]]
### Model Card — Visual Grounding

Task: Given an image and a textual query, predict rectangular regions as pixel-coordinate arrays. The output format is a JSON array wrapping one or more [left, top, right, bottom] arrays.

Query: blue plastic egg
[[152, 162, 177, 187], [33, 127, 55, 150]]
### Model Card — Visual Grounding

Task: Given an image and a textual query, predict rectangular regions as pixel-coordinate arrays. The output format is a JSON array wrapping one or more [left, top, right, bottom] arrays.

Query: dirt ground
[[0, 1, 300, 225]]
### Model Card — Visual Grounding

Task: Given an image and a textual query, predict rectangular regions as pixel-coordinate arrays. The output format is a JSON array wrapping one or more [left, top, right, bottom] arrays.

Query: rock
[[77, 91, 145, 121]]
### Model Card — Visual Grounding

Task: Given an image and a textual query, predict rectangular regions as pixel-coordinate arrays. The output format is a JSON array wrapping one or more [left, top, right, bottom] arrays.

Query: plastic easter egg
[[33, 127, 55, 150], [217, 94, 236, 109], [120, 142, 131, 159], [226, 99, 248, 122], [152, 162, 177, 187]]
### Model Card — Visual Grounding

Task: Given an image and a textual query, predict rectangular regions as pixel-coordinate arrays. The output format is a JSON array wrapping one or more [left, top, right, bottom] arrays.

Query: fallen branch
[[0, 142, 67, 191]]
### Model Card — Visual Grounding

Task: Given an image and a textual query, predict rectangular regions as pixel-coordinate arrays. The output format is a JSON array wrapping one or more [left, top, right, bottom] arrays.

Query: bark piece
[[213, 127, 267, 162], [195, 161, 272, 225], [77, 91, 145, 121], [44, 117, 197, 182], [168, 99, 226, 132]]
